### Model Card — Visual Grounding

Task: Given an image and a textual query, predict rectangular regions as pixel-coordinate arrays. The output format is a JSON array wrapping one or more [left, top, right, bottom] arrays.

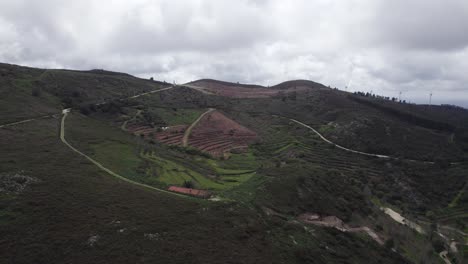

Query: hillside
[[1, 63, 467, 264]]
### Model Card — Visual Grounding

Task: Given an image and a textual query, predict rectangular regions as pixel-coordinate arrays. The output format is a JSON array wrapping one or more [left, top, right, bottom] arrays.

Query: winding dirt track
[[290, 119, 391, 159], [182, 84, 217, 95], [128, 85, 174, 98], [182, 108, 216, 147]]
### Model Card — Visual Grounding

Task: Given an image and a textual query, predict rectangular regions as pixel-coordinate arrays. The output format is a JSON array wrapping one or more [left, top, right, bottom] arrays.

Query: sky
[[1, 0, 467, 106]]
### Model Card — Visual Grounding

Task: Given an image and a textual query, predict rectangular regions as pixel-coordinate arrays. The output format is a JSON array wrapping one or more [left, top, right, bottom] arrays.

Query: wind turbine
[[346, 61, 355, 92], [429, 91, 433, 106]]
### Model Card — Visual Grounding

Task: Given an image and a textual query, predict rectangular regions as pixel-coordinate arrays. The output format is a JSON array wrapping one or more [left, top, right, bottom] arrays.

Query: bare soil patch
[[188, 110, 258, 157], [190, 80, 309, 98]]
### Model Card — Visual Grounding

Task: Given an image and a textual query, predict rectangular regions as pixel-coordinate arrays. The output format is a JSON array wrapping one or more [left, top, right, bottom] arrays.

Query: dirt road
[[182, 84, 217, 95], [182, 108, 216, 147], [297, 213, 385, 245], [128, 85, 174, 99], [290, 119, 391, 159], [381, 207, 425, 234], [0, 114, 56, 128], [1, 85, 174, 129]]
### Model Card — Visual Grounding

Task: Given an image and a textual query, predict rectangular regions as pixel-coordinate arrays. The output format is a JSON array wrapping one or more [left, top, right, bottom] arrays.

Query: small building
[[168, 186, 211, 198]]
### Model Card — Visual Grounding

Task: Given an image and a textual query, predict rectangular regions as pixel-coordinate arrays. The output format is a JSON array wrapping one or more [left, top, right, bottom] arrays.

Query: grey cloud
[[106, 1, 274, 54], [370, 0, 468, 51], [0, 0, 467, 106]]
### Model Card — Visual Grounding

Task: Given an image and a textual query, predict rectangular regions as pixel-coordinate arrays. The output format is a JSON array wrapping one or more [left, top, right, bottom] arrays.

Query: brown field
[[126, 122, 187, 146], [154, 125, 187, 146], [187, 110, 258, 156]]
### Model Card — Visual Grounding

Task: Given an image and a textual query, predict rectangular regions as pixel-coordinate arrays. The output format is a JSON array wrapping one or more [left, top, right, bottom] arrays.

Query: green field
[[149, 107, 205, 125], [66, 111, 260, 192]]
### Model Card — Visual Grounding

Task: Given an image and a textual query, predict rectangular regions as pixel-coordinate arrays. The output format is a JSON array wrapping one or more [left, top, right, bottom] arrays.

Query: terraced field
[[66, 111, 260, 193], [187, 110, 258, 157]]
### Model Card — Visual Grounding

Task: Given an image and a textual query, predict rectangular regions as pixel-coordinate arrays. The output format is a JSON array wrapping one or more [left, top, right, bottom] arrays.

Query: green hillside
[[1, 63, 466, 264]]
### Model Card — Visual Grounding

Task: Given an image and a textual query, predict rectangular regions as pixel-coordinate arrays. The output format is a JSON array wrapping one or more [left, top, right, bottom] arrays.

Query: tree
[[183, 180, 194, 188], [431, 239, 445, 253]]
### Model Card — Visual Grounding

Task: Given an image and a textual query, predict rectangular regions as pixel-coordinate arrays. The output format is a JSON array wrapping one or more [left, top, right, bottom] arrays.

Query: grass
[[150, 107, 205, 125], [142, 153, 225, 189], [220, 173, 267, 204], [0, 208, 18, 226], [318, 124, 335, 134], [91, 141, 143, 179], [202, 152, 258, 172], [273, 141, 297, 154], [66, 112, 260, 192]]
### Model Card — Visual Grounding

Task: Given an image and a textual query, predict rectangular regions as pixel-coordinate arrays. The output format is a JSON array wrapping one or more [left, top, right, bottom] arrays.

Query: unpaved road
[[0, 114, 56, 128], [290, 119, 391, 159], [381, 207, 425, 234], [291, 118, 454, 164], [1, 85, 174, 129], [182, 108, 215, 147], [297, 213, 384, 245], [128, 85, 174, 99], [182, 84, 217, 95], [439, 250, 452, 264]]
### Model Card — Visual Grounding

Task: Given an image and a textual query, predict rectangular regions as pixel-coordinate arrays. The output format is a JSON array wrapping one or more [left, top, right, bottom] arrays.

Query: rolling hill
[[1, 63, 467, 264]]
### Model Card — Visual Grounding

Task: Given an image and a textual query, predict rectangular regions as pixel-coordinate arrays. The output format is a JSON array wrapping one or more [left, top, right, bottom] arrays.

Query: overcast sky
[[1, 0, 467, 106]]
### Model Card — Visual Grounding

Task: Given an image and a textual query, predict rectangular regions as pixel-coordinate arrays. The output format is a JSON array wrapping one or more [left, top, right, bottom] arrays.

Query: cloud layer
[[1, 0, 467, 106]]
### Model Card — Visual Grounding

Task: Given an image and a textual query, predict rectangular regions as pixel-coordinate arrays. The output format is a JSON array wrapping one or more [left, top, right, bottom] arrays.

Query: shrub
[[79, 105, 90, 115], [431, 239, 445, 253], [31, 87, 41, 97], [434, 158, 450, 169], [384, 238, 394, 249], [183, 180, 194, 188]]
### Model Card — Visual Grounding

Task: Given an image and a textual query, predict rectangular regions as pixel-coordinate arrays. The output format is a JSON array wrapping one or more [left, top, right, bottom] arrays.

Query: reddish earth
[[187, 110, 258, 157], [189, 79, 310, 98], [124, 110, 258, 156], [168, 186, 211, 198], [154, 125, 187, 146]]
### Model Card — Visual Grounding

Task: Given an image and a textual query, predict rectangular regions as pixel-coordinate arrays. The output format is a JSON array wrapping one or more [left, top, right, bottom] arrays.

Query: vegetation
[[1, 64, 467, 263]]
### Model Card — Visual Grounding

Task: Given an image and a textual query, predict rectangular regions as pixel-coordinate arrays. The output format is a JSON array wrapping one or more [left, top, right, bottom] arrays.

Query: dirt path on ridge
[[182, 108, 216, 147]]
